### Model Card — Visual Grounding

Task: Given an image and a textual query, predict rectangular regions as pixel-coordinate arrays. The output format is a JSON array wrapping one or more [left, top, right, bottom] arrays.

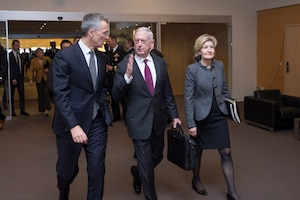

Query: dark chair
[[244, 89, 300, 131]]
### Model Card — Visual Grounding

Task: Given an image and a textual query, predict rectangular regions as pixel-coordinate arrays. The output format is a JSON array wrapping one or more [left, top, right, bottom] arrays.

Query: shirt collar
[[78, 39, 92, 55], [134, 54, 153, 64]]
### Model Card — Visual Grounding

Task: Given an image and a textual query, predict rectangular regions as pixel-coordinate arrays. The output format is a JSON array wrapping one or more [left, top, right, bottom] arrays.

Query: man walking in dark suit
[[106, 34, 126, 122], [112, 27, 181, 200], [9, 39, 29, 116], [52, 13, 112, 200]]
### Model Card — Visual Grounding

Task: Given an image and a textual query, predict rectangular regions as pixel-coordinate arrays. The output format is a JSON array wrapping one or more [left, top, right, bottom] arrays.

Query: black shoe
[[130, 166, 141, 194], [20, 110, 30, 116], [192, 180, 208, 196], [112, 117, 121, 122], [227, 194, 234, 200], [227, 193, 240, 200]]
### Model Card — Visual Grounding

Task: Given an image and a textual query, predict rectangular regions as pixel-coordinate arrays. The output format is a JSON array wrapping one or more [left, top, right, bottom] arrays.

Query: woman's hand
[[188, 127, 197, 137]]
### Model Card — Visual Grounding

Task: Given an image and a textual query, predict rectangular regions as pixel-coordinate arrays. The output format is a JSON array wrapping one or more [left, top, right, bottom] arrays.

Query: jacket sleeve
[[184, 65, 196, 128]]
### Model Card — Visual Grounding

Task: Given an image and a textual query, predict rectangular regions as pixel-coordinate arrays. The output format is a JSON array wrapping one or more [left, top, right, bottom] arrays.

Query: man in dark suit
[[125, 37, 135, 55], [9, 39, 29, 116], [0, 45, 7, 129], [112, 27, 181, 200], [106, 34, 126, 122], [52, 13, 112, 200], [45, 41, 59, 59]]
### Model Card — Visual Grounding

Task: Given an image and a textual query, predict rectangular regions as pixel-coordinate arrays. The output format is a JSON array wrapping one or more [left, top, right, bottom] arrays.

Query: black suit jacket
[[112, 53, 179, 140], [52, 43, 112, 138], [9, 51, 24, 81], [106, 46, 126, 92]]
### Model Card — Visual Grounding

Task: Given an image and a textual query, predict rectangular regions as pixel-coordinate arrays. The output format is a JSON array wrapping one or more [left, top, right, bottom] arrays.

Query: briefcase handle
[[172, 123, 201, 147], [171, 123, 184, 135]]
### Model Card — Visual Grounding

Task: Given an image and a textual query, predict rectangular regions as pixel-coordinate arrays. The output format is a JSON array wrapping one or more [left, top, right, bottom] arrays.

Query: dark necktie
[[144, 59, 154, 95], [16, 53, 21, 74], [89, 51, 97, 88], [89, 51, 98, 119]]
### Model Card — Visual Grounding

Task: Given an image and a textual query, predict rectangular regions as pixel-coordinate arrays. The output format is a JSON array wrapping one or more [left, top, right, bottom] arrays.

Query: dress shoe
[[112, 117, 121, 122], [227, 194, 235, 200], [227, 193, 241, 200], [192, 180, 208, 196], [20, 110, 30, 116], [130, 166, 141, 194]]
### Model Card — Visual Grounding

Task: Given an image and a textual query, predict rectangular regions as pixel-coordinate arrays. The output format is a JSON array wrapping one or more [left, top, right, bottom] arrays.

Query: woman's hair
[[193, 34, 217, 60], [35, 48, 44, 54]]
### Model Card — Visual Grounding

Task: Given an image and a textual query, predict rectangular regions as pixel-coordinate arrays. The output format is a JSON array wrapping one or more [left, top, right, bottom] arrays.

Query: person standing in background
[[112, 27, 181, 200], [184, 34, 241, 200], [106, 34, 126, 122], [0, 44, 7, 129], [52, 13, 112, 200], [9, 39, 30, 117], [47, 39, 72, 98], [45, 41, 59, 59], [28, 48, 51, 115], [125, 38, 135, 55]]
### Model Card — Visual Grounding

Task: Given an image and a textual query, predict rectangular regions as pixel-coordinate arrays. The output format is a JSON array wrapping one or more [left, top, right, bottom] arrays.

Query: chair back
[[254, 89, 284, 105]]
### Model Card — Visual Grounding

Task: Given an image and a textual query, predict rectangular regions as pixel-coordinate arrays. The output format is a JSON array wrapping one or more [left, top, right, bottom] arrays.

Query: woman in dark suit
[[184, 34, 241, 200]]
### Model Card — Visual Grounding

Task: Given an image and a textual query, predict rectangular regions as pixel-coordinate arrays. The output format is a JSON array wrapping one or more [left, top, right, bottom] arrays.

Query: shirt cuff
[[124, 74, 133, 84]]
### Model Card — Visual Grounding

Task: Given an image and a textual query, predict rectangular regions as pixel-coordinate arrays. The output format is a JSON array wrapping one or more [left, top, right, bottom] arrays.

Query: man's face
[[12, 41, 20, 51], [134, 30, 153, 58], [91, 20, 109, 48]]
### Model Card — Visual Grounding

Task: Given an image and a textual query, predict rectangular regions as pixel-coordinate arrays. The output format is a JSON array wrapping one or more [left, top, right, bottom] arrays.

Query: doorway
[[285, 25, 300, 97]]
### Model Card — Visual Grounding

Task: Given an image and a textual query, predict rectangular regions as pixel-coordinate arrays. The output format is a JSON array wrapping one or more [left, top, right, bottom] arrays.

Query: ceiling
[[8, 20, 82, 38]]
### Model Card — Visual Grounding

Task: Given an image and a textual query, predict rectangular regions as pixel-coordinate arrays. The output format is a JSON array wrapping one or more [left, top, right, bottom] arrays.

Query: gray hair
[[81, 13, 108, 36], [135, 27, 154, 41]]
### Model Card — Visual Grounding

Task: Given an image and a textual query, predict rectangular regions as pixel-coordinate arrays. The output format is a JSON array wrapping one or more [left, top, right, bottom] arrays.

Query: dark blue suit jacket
[[9, 51, 24, 81], [52, 43, 112, 138]]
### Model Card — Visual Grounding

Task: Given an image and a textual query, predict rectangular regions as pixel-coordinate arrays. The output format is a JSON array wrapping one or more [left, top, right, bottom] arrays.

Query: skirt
[[195, 97, 230, 149]]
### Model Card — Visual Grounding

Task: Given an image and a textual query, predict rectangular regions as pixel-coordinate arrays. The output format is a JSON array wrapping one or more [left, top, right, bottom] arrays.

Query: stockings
[[192, 148, 241, 200]]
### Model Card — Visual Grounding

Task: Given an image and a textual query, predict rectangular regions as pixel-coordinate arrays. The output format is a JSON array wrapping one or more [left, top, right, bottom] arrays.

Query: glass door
[[0, 21, 10, 119]]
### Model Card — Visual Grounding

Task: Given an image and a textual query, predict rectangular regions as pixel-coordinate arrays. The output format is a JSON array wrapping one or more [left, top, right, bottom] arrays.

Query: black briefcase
[[167, 124, 198, 171]]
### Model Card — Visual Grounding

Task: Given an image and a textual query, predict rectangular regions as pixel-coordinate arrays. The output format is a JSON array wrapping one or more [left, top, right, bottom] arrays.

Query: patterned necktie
[[89, 51, 98, 119], [144, 59, 154, 95]]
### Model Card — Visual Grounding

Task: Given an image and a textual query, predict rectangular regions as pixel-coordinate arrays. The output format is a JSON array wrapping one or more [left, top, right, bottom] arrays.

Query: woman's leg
[[218, 148, 241, 200], [192, 150, 208, 196]]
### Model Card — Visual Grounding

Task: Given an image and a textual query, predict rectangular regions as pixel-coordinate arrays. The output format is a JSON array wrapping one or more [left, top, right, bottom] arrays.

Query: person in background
[[73, 36, 81, 44], [112, 27, 181, 200], [184, 34, 241, 200], [9, 39, 30, 117], [0, 44, 7, 129], [47, 39, 72, 97], [150, 48, 163, 58], [106, 34, 126, 122], [125, 37, 135, 55], [28, 48, 51, 115], [45, 41, 59, 59], [52, 13, 112, 200]]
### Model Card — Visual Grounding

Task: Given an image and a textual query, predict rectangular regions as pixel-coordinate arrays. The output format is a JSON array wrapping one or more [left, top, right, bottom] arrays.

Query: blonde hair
[[193, 34, 217, 60]]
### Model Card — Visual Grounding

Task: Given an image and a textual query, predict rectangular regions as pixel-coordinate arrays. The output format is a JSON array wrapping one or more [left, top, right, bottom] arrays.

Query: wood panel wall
[[161, 23, 228, 95], [257, 4, 300, 91]]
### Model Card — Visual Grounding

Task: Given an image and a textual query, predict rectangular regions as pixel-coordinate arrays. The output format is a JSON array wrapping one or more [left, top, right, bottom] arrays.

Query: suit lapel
[[73, 44, 94, 89]]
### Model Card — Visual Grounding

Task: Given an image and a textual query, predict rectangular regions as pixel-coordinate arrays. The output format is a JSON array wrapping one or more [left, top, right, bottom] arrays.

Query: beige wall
[[257, 4, 300, 91]]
